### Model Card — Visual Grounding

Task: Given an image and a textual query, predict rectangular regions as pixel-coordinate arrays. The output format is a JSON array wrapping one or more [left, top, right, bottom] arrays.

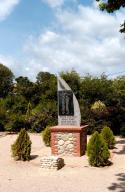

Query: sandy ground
[[0, 134, 125, 192]]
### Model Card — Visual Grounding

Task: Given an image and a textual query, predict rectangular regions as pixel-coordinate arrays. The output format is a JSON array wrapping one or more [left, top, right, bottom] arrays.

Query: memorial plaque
[[58, 90, 74, 116]]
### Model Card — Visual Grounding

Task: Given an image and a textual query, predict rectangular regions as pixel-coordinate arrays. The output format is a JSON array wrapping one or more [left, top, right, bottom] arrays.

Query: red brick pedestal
[[50, 125, 88, 157]]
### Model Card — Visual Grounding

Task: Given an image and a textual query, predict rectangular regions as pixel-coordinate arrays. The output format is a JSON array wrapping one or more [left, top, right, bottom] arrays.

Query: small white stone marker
[[40, 156, 64, 170]]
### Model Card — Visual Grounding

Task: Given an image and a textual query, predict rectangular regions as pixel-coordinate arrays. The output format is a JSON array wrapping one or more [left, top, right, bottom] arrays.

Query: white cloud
[[0, 0, 20, 21], [0, 55, 16, 75], [41, 0, 77, 8], [0, 54, 27, 78], [23, 4, 125, 79], [41, 0, 64, 8]]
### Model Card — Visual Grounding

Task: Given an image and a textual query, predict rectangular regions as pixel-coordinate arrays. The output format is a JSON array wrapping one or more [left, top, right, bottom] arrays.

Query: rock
[[67, 144, 74, 149], [58, 140, 64, 146]]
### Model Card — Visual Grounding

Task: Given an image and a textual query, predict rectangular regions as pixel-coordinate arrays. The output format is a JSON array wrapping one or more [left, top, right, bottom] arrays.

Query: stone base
[[50, 125, 87, 157], [40, 156, 64, 170]]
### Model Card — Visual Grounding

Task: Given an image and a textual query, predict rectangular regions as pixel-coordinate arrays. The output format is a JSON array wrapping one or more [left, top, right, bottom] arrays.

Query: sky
[[0, 0, 125, 81]]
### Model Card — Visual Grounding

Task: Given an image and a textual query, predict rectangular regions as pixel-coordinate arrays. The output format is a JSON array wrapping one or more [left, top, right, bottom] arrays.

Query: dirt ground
[[0, 133, 125, 192]]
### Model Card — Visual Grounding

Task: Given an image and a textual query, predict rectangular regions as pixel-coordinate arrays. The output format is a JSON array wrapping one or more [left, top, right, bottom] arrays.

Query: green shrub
[[11, 128, 32, 161], [91, 100, 108, 119], [5, 114, 25, 132], [91, 100, 106, 111], [88, 118, 111, 134], [101, 126, 115, 149], [30, 113, 47, 133], [42, 126, 51, 146], [87, 131, 110, 167]]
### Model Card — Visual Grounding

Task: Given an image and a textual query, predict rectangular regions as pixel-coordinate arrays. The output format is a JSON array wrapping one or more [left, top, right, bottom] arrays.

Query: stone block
[[40, 156, 64, 170]]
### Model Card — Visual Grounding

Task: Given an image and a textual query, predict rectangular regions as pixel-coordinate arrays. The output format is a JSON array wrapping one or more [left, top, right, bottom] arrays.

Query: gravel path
[[0, 134, 125, 192]]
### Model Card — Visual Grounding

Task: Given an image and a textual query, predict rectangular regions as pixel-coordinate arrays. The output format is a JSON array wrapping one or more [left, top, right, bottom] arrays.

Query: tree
[[101, 126, 115, 149], [5, 114, 25, 132], [112, 76, 125, 106], [60, 70, 81, 99], [80, 74, 112, 105], [36, 72, 52, 84], [11, 128, 32, 161], [0, 63, 14, 98], [87, 131, 110, 167], [42, 126, 51, 146], [91, 100, 108, 118], [5, 94, 28, 114], [90, 101, 109, 133], [15, 76, 35, 101], [0, 99, 6, 131], [96, 0, 125, 33], [25, 102, 32, 120], [30, 100, 57, 132], [36, 72, 57, 100], [110, 76, 125, 134]]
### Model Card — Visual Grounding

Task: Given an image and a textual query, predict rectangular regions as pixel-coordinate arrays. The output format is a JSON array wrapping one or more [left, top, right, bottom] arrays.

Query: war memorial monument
[[50, 76, 87, 156]]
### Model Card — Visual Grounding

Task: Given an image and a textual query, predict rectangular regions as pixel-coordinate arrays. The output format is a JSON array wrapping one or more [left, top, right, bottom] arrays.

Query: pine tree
[[101, 126, 115, 149], [87, 131, 110, 167], [11, 128, 32, 161], [42, 126, 51, 146], [25, 102, 32, 120]]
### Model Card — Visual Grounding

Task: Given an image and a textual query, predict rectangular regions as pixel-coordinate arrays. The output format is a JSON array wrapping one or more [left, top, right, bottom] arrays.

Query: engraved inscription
[[60, 116, 77, 125]]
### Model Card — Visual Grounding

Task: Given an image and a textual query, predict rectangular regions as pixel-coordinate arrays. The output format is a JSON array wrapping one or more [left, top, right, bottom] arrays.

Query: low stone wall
[[50, 125, 87, 156], [40, 156, 64, 170]]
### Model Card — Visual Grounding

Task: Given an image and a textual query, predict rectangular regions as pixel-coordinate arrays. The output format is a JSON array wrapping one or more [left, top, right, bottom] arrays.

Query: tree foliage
[[96, 0, 125, 33], [91, 100, 106, 111], [60, 70, 81, 99], [15, 76, 35, 101], [101, 126, 115, 149], [0, 63, 14, 98], [0, 63, 125, 135], [87, 131, 110, 167], [11, 128, 32, 161], [42, 126, 51, 146]]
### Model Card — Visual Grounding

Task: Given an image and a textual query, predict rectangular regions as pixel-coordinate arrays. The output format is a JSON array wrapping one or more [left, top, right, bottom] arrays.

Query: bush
[[87, 131, 110, 167], [11, 128, 32, 161], [30, 113, 48, 133], [91, 100, 106, 111], [42, 126, 51, 146], [91, 100, 108, 119], [88, 118, 111, 134], [101, 126, 115, 149], [5, 114, 25, 132]]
